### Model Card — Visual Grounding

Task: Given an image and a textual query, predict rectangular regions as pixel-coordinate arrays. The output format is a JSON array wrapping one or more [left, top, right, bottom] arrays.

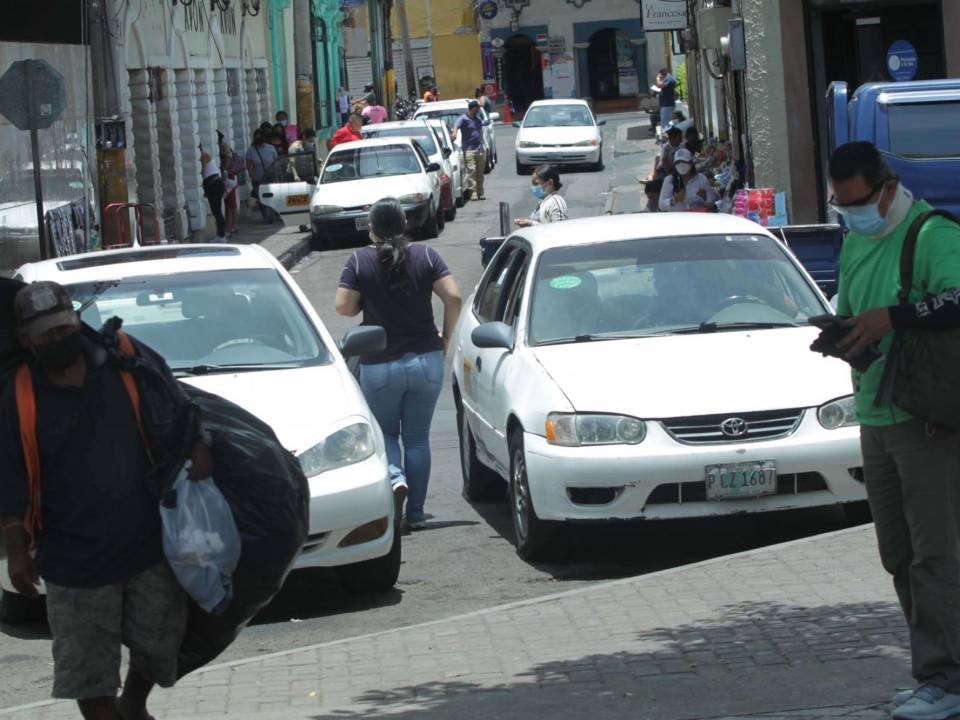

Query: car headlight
[[545, 413, 646, 447], [298, 422, 376, 476], [575, 139, 600, 147], [398, 193, 427, 204], [311, 204, 343, 216], [517, 140, 541, 148], [817, 396, 859, 429]]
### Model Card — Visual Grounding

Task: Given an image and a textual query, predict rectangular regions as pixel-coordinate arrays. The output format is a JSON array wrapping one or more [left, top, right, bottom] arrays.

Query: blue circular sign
[[886, 40, 918, 82], [478, 0, 498, 20]]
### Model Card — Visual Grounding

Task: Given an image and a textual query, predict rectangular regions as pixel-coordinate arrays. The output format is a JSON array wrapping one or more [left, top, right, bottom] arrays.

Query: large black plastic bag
[[176, 385, 309, 678]]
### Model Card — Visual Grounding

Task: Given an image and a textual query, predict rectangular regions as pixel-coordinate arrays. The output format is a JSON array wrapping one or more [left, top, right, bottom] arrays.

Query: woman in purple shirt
[[336, 198, 462, 529]]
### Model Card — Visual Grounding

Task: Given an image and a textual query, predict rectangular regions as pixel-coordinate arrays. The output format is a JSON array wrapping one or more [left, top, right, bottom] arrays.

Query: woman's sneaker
[[894, 684, 960, 720], [894, 688, 915, 707]]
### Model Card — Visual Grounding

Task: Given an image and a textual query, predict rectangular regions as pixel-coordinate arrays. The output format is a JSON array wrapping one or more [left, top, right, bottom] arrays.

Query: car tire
[[335, 523, 402, 593], [444, 203, 457, 222], [310, 228, 327, 252], [458, 402, 506, 502], [509, 427, 556, 562], [0, 588, 40, 625], [455, 191, 465, 208], [484, 153, 494, 174], [420, 205, 440, 240], [437, 203, 446, 232], [516, 159, 529, 176]]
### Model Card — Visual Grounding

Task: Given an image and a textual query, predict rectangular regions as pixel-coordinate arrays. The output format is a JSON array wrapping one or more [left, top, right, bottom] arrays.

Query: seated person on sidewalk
[[652, 124, 683, 179]]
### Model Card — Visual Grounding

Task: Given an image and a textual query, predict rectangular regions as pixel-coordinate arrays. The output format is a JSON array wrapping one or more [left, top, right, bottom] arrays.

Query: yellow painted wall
[[392, 0, 474, 39], [432, 33, 483, 100]]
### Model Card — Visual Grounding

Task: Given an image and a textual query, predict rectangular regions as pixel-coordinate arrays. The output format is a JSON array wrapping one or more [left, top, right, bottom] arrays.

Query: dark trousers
[[862, 419, 960, 691], [203, 174, 226, 238]]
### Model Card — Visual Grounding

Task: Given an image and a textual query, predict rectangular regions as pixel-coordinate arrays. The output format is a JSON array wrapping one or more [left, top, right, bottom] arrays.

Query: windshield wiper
[[173, 362, 301, 376], [664, 321, 800, 335], [537, 332, 658, 346]]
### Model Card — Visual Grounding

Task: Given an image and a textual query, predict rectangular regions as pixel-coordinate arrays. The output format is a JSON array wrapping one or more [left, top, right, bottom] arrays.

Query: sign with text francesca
[[641, 0, 689, 31]]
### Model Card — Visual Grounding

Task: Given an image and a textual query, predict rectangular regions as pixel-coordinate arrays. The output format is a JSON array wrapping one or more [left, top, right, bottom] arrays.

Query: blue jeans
[[359, 351, 444, 522], [660, 105, 675, 134]]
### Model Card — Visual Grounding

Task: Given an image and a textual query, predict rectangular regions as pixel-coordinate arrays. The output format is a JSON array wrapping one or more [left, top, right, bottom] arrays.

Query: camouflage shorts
[[45, 562, 188, 700]]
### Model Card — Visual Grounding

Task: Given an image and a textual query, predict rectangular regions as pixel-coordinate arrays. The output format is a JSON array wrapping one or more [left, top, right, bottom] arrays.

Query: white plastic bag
[[160, 463, 242, 614]]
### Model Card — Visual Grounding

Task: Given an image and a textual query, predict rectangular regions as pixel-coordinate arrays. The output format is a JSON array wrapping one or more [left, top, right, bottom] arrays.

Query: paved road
[[0, 116, 867, 710]]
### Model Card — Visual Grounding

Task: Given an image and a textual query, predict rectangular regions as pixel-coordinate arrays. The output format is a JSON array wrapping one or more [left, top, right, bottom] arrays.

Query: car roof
[[362, 120, 432, 131], [511, 213, 777, 253], [527, 99, 591, 108], [329, 137, 419, 152], [15, 244, 280, 285], [416, 100, 471, 112]]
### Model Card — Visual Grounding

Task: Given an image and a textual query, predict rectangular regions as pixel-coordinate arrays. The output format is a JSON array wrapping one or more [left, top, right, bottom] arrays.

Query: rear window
[[887, 102, 960, 159]]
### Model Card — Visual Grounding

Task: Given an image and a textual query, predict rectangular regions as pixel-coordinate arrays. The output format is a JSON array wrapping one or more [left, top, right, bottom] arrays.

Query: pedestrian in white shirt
[[659, 148, 719, 212], [515, 165, 568, 226]]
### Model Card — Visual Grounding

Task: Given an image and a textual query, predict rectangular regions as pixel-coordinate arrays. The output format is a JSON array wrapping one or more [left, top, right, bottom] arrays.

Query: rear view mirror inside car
[[136, 290, 176, 306]]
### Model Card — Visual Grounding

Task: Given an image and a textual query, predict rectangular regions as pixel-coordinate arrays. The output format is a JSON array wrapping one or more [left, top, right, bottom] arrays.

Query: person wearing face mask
[[515, 165, 567, 226], [0, 281, 212, 720], [658, 148, 718, 212], [828, 141, 960, 720], [245, 129, 279, 223], [275, 110, 296, 144], [288, 127, 319, 182]]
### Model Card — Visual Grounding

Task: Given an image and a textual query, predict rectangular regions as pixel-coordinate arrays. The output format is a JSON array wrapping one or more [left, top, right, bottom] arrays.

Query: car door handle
[[261, 192, 274, 198], [475, 356, 482, 373]]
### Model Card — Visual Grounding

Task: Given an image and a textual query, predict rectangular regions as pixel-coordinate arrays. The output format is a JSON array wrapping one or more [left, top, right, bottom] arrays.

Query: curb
[[275, 236, 312, 270], [0, 524, 874, 715]]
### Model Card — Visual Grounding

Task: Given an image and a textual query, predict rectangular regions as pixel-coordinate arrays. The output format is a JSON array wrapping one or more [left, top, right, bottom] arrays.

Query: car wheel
[[335, 523, 402, 593], [437, 203, 446, 231], [444, 202, 457, 222], [516, 158, 528, 176], [458, 402, 506, 502], [0, 588, 40, 625], [420, 204, 440, 240], [455, 189, 465, 208], [310, 228, 327, 252], [484, 153, 494, 174], [509, 427, 556, 561]]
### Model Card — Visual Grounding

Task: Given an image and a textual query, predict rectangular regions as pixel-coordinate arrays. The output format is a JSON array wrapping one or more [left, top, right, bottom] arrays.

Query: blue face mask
[[531, 185, 546, 199], [839, 198, 887, 236]]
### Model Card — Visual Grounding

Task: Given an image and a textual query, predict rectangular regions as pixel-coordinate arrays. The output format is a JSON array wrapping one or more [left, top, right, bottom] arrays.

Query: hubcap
[[512, 448, 529, 542]]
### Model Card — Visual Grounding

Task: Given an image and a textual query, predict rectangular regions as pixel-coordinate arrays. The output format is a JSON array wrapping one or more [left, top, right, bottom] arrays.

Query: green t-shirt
[[837, 200, 960, 426]]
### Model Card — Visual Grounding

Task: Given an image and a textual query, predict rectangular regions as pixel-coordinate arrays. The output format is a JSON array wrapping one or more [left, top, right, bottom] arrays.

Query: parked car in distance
[[426, 119, 467, 207], [257, 151, 319, 229], [452, 213, 866, 561], [413, 99, 500, 173], [0, 243, 400, 623], [514, 99, 604, 174], [309, 137, 443, 249], [362, 120, 458, 222]]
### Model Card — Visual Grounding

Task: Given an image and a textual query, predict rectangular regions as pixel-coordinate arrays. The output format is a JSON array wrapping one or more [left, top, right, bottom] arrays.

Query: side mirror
[[339, 326, 387, 358], [512, 121, 521, 128], [489, 112, 501, 121], [427, 162, 442, 172], [471, 321, 514, 351], [442, 147, 452, 158], [597, 119, 607, 126]]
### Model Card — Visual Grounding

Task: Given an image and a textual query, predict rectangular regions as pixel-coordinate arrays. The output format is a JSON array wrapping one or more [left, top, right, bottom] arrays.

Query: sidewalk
[[1, 524, 910, 720], [603, 121, 660, 216]]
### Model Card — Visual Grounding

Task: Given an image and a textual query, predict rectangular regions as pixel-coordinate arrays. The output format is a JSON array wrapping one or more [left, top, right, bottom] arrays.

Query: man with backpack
[[827, 141, 960, 720], [0, 281, 211, 720]]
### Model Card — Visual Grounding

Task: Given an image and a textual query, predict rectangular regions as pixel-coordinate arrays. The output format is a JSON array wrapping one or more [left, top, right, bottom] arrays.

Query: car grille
[[525, 153, 590, 163], [661, 408, 804, 444], [645, 472, 829, 505]]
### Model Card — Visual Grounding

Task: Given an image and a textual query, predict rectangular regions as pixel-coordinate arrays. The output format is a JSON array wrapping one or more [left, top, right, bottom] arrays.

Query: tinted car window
[[363, 126, 438, 155], [523, 105, 594, 128], [888, 102, 960, 158], [475, 246, 522, 323], [321, 145, 422, 183]]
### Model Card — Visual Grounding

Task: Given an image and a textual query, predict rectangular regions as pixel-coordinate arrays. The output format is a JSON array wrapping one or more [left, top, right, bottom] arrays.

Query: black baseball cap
[[14, 281, 80, 338], [467, 100, 480, 109]]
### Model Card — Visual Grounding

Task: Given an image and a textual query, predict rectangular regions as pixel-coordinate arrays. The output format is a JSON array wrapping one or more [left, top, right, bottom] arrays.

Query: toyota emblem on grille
[[721, 417, 748, 437]]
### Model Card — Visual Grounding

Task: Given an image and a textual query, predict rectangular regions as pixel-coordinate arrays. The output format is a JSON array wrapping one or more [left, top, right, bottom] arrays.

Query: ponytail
[[370, 198, 410, 292]]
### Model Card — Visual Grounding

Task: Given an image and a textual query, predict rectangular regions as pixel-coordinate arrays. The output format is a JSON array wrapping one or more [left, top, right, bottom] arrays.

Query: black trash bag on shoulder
[[176, 384, 309, 678], [0, 278, 27, 380]]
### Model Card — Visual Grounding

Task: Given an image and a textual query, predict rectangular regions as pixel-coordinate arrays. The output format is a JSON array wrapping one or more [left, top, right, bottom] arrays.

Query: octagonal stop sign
[[0, 59, 66, 131]]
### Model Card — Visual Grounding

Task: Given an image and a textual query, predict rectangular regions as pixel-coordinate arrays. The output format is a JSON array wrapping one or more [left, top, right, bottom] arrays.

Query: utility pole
[[368, 0, 385, 107], [293, 0, 316, 131], [395, 0, 416, 99]]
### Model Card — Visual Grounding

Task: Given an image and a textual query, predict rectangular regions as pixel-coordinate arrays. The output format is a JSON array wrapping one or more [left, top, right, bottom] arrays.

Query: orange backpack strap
[[14, 364, 42, 545], [116, 331, 153, 464]]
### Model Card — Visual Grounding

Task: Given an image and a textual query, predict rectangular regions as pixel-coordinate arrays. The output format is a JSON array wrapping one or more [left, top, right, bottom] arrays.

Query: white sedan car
[[362, 120, 459, 222], [413, 99, 500, 173], [452, 214, 865, 560], [514, 99, 604, 174], [310, 137, 443, 249], [1, 244, 400, 622], [426, 119, 467, 207]]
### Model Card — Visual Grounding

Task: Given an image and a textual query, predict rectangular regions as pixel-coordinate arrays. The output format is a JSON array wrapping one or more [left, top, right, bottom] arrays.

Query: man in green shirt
[[830, 141, 960, 720]]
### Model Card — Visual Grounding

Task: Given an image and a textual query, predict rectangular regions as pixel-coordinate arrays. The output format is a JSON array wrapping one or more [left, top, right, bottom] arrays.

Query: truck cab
[[828, 79, 960, 216]]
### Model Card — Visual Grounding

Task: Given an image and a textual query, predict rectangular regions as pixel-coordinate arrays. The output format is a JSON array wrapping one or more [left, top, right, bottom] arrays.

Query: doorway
[[504, 34, 544, 114], [587, 28, 622, 100]]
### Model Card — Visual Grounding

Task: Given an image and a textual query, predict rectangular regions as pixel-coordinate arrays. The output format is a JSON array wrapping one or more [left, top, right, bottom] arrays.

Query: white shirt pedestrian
[[659, 172, 719, 211]]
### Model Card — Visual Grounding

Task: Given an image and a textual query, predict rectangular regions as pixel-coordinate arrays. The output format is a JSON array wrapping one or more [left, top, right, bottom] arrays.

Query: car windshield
[[523, 105, 594, 128], [67, 269, 330, 370], [416, 110, 464, 132], [321, 145, 422, 183], [363, 127, 438, 155], [529, 234, 825, 345]]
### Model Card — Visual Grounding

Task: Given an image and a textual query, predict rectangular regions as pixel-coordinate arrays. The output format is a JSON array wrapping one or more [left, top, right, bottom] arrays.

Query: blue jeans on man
[[359, 351, 444, 524], [659, 106, 675, 138]]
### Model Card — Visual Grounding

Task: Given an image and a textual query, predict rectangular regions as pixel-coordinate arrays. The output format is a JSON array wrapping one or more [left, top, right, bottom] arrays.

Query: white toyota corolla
[[0, 244, 399, 622], [452, 214, 866, 560], [514, 99, 605, 174]]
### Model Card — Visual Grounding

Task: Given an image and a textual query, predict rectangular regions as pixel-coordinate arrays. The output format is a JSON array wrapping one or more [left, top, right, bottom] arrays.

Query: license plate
[[286, 194, 310, 206], [355, 216, 369, 231], [705, 461, 778, 500]]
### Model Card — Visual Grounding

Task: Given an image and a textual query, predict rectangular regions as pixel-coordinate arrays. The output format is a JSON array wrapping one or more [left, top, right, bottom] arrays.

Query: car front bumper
[[516, 146, 600, 165], [312, 202, 430, 238], [521, 412, 865, 522]]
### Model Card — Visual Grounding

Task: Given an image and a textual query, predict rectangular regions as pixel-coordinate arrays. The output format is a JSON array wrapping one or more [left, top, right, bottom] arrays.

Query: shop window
[[227, 69, 241, 98], [888, 102, 960, 158], [256, 69, 268, 97]]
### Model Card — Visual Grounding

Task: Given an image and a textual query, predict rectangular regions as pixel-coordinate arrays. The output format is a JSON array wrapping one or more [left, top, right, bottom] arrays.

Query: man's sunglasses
[[828, 176, 897, 211]]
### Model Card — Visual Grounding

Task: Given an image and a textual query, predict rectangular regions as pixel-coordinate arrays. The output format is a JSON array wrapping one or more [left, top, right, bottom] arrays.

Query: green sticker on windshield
[[550, 275, 582, 290], [71, 300, 82, 311]]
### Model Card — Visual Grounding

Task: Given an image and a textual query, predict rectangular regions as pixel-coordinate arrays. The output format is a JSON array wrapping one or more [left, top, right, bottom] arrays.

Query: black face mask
[[33, 332, 84, 370]]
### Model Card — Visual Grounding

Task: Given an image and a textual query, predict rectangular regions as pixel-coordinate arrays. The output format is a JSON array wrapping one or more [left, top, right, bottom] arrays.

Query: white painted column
[[127, 69, 164, 243], [156, 68, 187, 239], [176, 69, 204, 234]]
